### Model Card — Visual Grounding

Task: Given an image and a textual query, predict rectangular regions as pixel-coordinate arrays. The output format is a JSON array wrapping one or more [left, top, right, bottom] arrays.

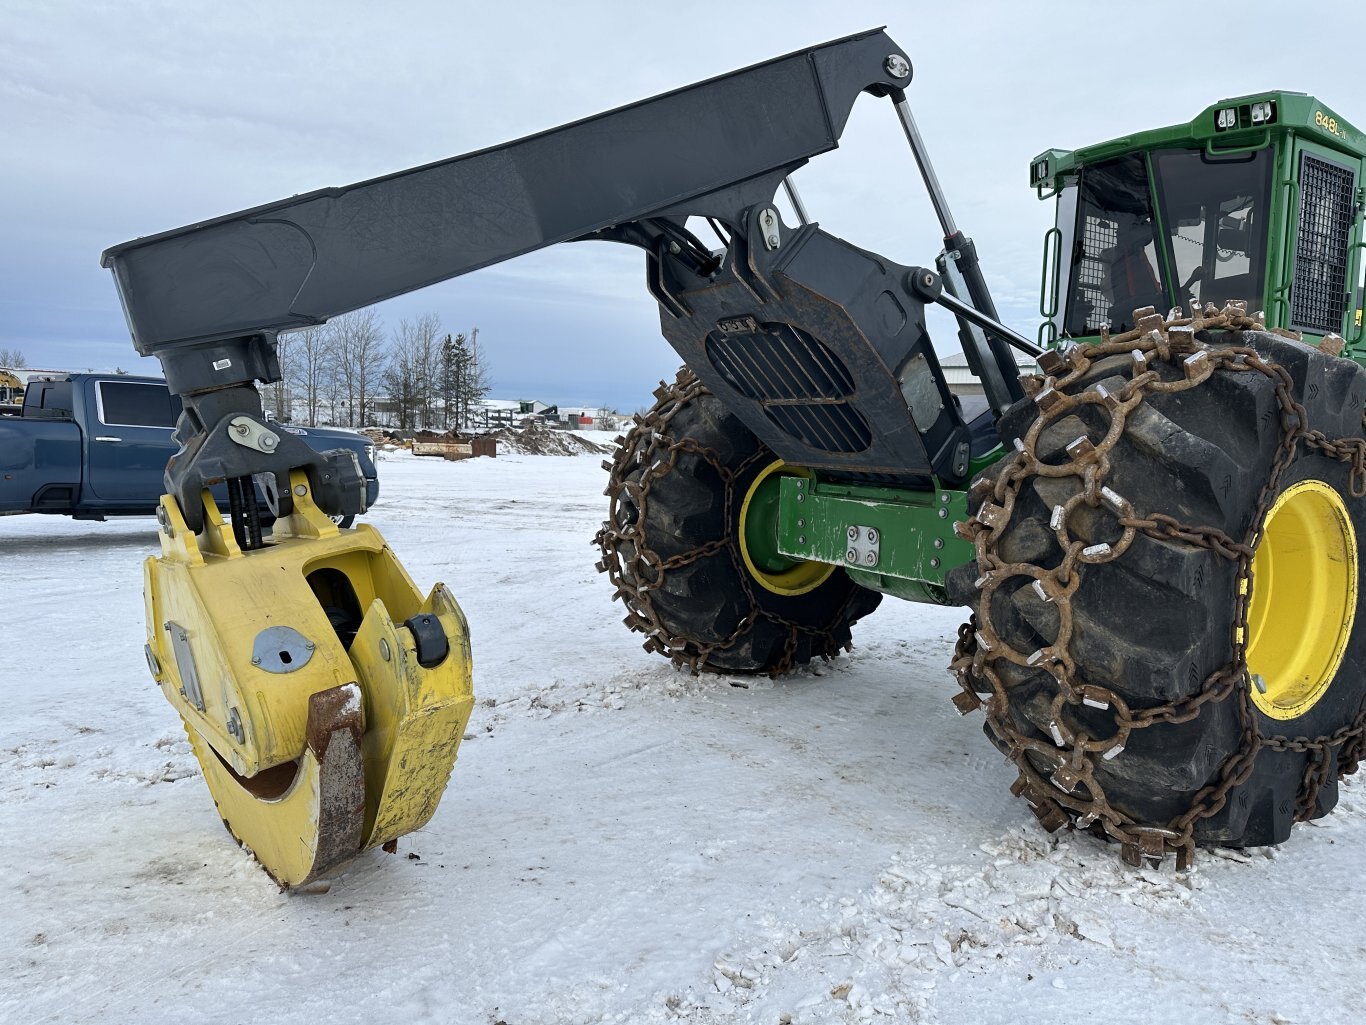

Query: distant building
[[560, 406, 621, 431], [470, 398, 623, 432], [937, 350, 1039, 397]]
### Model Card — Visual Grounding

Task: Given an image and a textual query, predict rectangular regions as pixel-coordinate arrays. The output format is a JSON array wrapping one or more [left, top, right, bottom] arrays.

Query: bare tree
[[383, 322, 422, 431], [328, 310, 387, 426], [411, 313, 443, 428], [291, 326, 331, 426], [382, 313, 446, 429], [0, 348, 27, 367], [267, 330, 293, 421]]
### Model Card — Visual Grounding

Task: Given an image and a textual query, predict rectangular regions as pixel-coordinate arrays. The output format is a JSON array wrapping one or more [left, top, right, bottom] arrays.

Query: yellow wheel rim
[[739, 460, 835, 597], [1246, 479, 1358, 720]]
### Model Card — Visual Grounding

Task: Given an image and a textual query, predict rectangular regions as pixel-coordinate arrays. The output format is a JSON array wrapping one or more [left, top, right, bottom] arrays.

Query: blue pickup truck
[[0, 373, 378, 522]]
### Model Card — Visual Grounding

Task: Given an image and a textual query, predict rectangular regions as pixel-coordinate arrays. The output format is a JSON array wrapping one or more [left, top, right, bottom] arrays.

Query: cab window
[[97, 381, 183, 428]]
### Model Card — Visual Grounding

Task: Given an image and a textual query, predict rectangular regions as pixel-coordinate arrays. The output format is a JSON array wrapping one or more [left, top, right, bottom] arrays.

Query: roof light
[[1216, 107, 1237, 130], [1030, 158, 1050, 186], [1250, 100, 1276, 124]]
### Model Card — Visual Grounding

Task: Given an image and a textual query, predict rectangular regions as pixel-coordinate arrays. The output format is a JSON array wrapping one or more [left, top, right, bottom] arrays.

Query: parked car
[[0, 373, 378, 523]]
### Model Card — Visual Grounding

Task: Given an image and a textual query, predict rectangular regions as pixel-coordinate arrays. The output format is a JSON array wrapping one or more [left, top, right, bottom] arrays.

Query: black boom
[[103, 28, 1033, 525]]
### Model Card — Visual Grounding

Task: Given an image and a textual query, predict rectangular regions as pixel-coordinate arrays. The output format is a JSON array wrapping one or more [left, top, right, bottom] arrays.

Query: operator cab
[[1033, 92, 1366, 351]]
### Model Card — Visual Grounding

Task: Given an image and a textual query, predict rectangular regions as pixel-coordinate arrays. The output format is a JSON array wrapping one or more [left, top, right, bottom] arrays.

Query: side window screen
[[1292, 152, 1356, 334], [99, 382, 182, 428]]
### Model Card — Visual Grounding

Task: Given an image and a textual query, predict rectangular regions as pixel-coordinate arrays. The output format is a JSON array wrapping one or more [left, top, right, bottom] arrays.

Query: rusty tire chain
[[948, 301, 1366, 868], [593, 368, 857, 676]]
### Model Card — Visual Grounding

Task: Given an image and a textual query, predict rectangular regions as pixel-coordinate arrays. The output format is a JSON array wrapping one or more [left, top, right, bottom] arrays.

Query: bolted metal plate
[[845, 524, 880, 568], [166, 621, 204, 712], [251, 625, 316, 674]]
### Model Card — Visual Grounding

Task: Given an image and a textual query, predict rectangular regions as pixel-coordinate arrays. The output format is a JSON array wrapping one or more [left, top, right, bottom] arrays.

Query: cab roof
[[1028, 91, 1365, 192]]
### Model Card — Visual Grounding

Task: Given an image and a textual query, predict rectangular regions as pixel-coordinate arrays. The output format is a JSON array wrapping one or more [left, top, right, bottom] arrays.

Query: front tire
[[950, 316, 1366, 857], [596, 369, 881, 675]]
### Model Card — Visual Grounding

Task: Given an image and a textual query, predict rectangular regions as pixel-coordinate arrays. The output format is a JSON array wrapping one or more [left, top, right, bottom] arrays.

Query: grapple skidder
[[103, 30, 1366, 883]]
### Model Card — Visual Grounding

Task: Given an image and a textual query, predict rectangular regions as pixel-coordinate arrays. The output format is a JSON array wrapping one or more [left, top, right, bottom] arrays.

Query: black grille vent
[[1292, 153, 1356, 334], [705, 321, 871, 454]]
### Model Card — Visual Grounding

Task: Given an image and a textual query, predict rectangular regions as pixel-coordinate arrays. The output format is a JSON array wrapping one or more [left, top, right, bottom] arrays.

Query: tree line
[[272, 311, 490, 430]]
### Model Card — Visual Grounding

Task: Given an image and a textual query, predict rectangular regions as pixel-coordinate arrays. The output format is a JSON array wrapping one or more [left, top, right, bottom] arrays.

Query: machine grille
[[1292, 153, 1356, 335], [705, 320, 872, 454]]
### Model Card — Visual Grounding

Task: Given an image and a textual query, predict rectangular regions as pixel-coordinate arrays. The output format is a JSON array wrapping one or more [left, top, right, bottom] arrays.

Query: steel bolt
[[933, 537, 944, 549], [797, 519, 805, 528], [379, 637, 391, 662], [845, 548, 857, 563], [864, 551, 877, 566], [848, 525, 859, 540], [866, 527, 878, 543], [930, 557, 940, 569], [937, 508, 948, 519], [884, 54, 910, 79], [251, 656, 261, 665], [260, 434, 278, 451], [767, 234, 779, 248], [294, 484, 307, 496], [798, 535, 806, 545]]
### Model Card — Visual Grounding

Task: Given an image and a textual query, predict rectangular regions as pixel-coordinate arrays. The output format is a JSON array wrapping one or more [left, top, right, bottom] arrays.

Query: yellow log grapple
[[143, 472, 472, 886]]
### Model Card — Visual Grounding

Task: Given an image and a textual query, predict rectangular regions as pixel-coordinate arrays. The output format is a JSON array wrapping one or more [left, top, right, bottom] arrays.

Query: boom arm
[[103, 27, 1030, 529], [103, 29, 905, 353]]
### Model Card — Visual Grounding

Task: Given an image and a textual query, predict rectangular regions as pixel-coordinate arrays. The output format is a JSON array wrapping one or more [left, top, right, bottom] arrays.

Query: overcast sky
[[4, 0, 1364, 410]]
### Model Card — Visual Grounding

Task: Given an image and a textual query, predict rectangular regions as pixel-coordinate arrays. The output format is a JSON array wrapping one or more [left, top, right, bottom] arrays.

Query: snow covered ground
[[3, 451, 1364, 1025]]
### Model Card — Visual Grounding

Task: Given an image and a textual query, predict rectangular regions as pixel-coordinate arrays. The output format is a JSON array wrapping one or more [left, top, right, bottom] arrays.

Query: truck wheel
[[596, 368, 881, 674], [949, 314, 1366, 858]]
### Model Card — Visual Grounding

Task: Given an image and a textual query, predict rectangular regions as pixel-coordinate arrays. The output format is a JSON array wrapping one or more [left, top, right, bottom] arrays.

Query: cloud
[[4, 0, 1363, 408]]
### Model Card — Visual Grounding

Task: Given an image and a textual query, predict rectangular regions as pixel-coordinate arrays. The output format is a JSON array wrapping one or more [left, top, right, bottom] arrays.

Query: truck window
[[97, 381, 183, 428], [23, 380, 74, 418]]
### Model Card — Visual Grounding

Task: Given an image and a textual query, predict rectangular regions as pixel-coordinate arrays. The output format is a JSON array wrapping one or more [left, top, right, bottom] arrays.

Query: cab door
[[85, 379, 182, 503]]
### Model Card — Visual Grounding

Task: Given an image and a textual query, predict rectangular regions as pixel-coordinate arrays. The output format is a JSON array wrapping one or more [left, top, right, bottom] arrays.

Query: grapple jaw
[[144, 472, 473, 888]]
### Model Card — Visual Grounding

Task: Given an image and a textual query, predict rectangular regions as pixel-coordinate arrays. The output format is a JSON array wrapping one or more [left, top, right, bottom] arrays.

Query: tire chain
[[593, 368, 858, 676], [948, 302, 1366, 868]]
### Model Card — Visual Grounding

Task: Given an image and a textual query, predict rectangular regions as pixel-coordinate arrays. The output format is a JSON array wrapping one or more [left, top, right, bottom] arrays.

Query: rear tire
[[949, 324, 1366, 852], [596, 369, 881, 674]]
